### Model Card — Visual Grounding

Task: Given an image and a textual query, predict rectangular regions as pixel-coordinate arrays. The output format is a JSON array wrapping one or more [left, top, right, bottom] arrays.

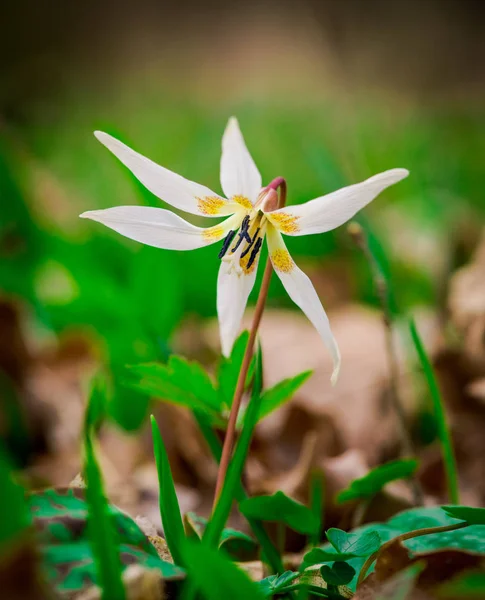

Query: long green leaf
[[257, 370, 312, 422], [203, 344, 264, 548], [409, 319, 459, 504], [84, 433, 125, 600], [182, 540, 266, 600], [150, 414, 186, 566]]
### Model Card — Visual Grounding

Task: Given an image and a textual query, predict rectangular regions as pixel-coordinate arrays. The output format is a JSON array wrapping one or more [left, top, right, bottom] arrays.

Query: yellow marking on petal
[[239, 252, 258, 275], [197, 196, 228, 215], [202, 224, 225, 242], [232, 195, 253, 211], [271, 248, 294, 273], [268, 212, 301, 234]]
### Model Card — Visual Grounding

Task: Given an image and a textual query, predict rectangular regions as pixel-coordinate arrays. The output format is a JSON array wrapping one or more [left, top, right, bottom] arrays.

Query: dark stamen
[[247, 237, 263, 269], [240, 227, 261, 258], [218, 230, 236, 259], [231, 215, 251, 252]]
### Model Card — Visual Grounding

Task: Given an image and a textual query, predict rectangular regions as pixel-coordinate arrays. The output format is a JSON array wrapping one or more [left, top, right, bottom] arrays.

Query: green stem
[[409, 319, 460, 504], [357, 521, 468, 586]]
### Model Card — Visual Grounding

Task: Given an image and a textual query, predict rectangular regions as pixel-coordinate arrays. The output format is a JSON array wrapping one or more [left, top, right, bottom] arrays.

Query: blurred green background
[[2, 0, 485, 394]]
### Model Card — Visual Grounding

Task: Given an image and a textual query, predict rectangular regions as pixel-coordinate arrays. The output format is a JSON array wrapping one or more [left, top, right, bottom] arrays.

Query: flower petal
[[266, 169, 409, 236], [95, 131, 235, 217], [220, 117, 262, 205], [266, 224, 341, 383], [80, 206, 241, 250], [217, 243, 261, 356]]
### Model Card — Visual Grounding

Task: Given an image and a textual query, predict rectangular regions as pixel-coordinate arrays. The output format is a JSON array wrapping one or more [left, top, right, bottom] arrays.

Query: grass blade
[[409, 318, 460, 504], [84, 433, 125, 600], [309, 471, 324, 547], [150, 414, 186, 566], [203, 344, 264, 548]]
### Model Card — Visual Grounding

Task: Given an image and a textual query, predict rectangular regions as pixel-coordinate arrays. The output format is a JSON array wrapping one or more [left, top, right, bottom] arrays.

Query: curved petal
[[220, 117, 262, 205], [80, 206, 241, 250], [95, 131, 236, 217], [266, 168, 409, 236], [217, 242, 261, 356], [266, 224, 341, 383]]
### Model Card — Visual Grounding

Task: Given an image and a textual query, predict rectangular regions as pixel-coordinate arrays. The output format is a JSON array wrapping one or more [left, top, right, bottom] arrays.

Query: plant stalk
[[357, 521, 468, 587], [213, 179, 287, 506]]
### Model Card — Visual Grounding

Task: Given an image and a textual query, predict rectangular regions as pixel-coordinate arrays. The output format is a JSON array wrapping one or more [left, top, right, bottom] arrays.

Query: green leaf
[[320, 561, 355, 586], [183, 513, 257, 560], [192, 414, 284, 573], [336, 459, 419, 503], [257, 571, 299, 597], [217, 330, 253, 410], [304, 529, 381, 566], [240, 491, 319, 536], [0, 445, 29, 548], [409, 319, 460, 504], [442, 506, 485, 526], [182, 539, 266, 600], [204, 344, 264, 548], [327, 528, 381, 557], [125, 356, 221, 423], [257, 370, 312, 422], [84, 433, 126, 600], [150, 415, 186, 566]]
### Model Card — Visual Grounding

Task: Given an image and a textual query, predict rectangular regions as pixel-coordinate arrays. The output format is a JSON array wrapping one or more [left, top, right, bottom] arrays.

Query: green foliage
[[257, 571, 299, 597], [126, 358, 223, 425], [409, 318, 460, 504], [182, 540, 266, 600], [336, 459, 419, 503], [310, 471, 324, 546], [238, 370, 313, 426], [204, 345, 264, 548], [184, 512, 257, 560], [84, 433, 126, 599], [442, 506, 485, 526], [320, 561, 355, 586], [151, 415, 186, 566], [217, 331, 254, 409], [0, 445, 30, 548], [303, 507, 485, 592], [30, 487, 183, 597], [240, 491, 319, 536]]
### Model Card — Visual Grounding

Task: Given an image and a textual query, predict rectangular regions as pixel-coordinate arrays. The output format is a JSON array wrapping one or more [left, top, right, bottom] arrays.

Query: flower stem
[[212, 179, 287, 506], [348, 222, 424, 506], [356, 521, 468, 587]]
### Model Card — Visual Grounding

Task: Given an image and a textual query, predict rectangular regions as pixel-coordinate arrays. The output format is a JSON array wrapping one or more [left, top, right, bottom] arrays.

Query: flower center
[[218, 211, 266, 275]]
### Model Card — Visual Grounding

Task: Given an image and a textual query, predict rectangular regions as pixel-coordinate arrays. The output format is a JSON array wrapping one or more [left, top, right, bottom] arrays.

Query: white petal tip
[[389, 168, 410, 181], [330, 367, 340, 386], [79, 210, 101, 221]]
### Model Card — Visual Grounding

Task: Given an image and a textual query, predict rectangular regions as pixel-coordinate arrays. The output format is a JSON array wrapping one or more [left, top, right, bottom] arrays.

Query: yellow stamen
[[232, 195, 253, 211], [271, 248, 294, 273], [197, 196, 227, 215], [239, 251, 258, 275], [268, 212, 301, 234], [202, 224, 225, 242]]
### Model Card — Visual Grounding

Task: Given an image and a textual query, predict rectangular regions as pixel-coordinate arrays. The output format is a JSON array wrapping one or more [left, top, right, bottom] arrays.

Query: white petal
[[95, 131, 236, 217], [220, 117, 262, 205], [266, 169, 409, 236], [217, 243, 261, 356], [266, 225, 341, 383], [80, 206, 241, 250]]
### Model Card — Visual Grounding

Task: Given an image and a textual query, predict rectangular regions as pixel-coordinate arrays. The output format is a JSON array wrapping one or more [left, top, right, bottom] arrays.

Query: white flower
[[81, 117, 408, 383]]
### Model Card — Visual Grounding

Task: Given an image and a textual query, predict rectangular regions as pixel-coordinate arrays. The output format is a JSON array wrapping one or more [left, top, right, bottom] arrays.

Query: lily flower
[[81, 118, 408, 383]]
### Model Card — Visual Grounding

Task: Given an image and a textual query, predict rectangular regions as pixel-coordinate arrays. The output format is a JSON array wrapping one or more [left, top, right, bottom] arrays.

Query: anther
[[240, 227, 260, 258], [231, 215, 252, 252], [247, 237, 263, 269], [218, 230, 236, 259]]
